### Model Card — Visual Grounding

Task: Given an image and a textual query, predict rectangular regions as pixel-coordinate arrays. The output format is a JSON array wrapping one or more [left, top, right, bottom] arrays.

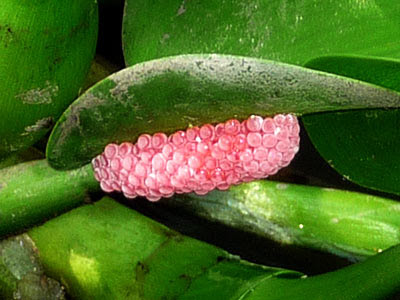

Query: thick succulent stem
[[2, 158, 400, 261], [0, 159, 99, 237], [166, 181, 400, 261], [243, 243, 400, 300], [27, 197, 400, 299]]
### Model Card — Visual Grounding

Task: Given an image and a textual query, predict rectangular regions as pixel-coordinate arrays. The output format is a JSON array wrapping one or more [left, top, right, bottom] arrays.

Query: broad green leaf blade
[[121, 0, 400, 195], [0, 0, 98, 161], [122, 0, 400, 66], [302, 56, 400, 195], [304, 56, 400, 90], [46, 54, 400, 170], [28, 197, 400, 299]]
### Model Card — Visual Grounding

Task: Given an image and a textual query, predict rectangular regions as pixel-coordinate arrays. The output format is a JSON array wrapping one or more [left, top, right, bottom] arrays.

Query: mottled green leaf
[[0, 0, 98, 161], [45, 54, 400, 170], [121, 0, 400, 194]]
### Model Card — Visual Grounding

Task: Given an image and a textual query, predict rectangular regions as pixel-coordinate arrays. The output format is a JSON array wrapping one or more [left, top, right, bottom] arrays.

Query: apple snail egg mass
[[92, 114, 300, 201]]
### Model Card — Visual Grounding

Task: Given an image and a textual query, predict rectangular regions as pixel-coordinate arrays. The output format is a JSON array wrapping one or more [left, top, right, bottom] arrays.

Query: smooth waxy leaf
[[0, 0, 98, 161], [46, 54, 400, 170], [122, 0, 400, 195], [122, 0, 400, 66], [303, 56, 400, 195], [27, 197, 400, 299]]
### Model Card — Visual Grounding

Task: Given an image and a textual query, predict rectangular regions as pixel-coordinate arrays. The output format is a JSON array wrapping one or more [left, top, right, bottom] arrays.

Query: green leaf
[[28, 197, 400, 299], [302, 56, 400, 195], [0, 0, 98, 161], [122, 0, 400, 65], [45, 54, 400, 170], [121, 0, 400, 194]]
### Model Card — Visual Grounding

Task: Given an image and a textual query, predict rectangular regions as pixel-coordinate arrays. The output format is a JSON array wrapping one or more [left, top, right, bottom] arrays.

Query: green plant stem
[[27, 197, 400, 299], [0, 147, 43, 170], [2, 159, 400, 261], [0, 159, 99, 238], [244, 244, 400, 300], [28, 197, 287, 299], [167, 180, 400, 261]]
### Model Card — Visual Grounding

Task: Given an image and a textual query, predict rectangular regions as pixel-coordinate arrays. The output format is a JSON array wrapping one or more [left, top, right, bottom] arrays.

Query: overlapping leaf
[[45, 55, 400, 170], [303, 56, 400, 195]]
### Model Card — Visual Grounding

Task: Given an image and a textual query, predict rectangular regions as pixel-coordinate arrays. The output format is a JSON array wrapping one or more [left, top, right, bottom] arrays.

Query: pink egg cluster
[[92, 114, 300, 201]]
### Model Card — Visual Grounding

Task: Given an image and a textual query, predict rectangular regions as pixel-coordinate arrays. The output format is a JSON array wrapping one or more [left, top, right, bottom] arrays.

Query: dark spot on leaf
[[216, 256, 226, 262], [272, 89, 282, 98], [70, 114, 79, 124], [179, 273, 191, 280], [0, 24, 15, 47], [135, 261, 149, 275], [24, 117, 54, 134], [53, 57, 62, 65], [154, 225, 182, 241]]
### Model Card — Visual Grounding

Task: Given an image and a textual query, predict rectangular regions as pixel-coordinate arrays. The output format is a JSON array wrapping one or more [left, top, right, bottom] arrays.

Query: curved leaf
[[121, 0, 400, 196], [0, 0, 98, 161], [45, 54, 400, 170], [303, 56, 400, 195]]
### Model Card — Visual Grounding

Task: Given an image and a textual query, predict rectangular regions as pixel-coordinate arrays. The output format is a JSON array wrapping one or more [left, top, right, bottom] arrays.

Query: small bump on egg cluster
[[92, 114, 300, 201]]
